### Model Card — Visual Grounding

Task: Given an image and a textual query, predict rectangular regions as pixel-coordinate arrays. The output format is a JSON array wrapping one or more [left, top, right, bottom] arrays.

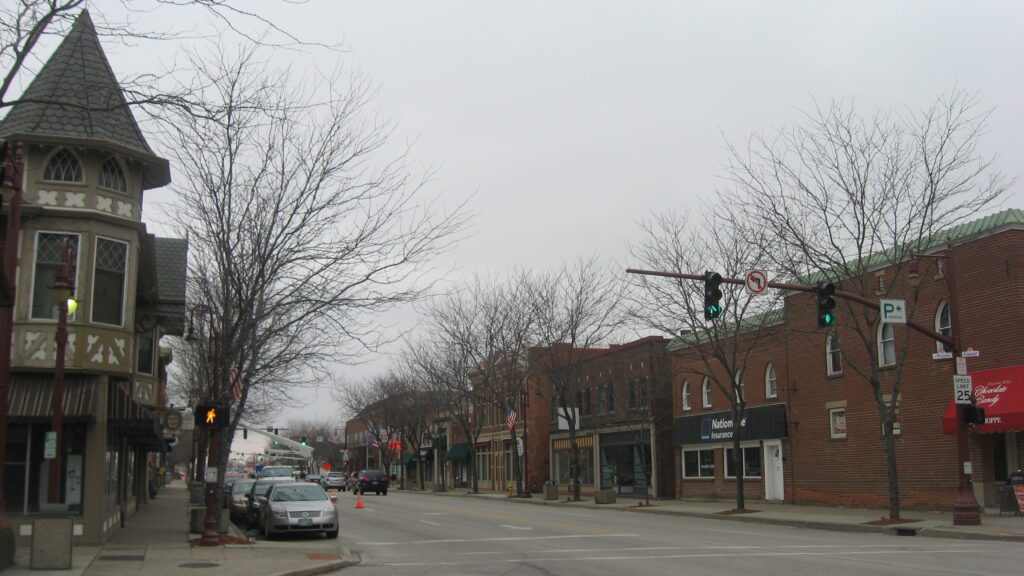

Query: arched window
[[681, 380, 691, 411], [734, 370, 744, 402], [878, 323, 896, 367], [826, 332, 842, 375], [701, 377, 712, 408], [935, 301, 951, 352], [765, 364, 777, 399], [42, 148, 83, 183], [99, 157, 127, 192]]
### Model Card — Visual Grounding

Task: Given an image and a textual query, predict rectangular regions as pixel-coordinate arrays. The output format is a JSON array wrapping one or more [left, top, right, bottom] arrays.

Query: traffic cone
[[355, 494, 364, 509]]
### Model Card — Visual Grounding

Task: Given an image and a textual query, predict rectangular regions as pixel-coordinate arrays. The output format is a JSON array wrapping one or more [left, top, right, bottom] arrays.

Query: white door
[[763, 441, 784, 501]]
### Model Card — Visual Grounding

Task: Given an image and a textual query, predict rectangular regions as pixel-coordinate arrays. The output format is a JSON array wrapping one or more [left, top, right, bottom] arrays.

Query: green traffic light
[[824, 312, 834, 325]]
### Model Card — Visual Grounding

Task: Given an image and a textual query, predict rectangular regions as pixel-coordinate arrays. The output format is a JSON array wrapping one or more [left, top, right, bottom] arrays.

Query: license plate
[[298, 518, 313, 526]]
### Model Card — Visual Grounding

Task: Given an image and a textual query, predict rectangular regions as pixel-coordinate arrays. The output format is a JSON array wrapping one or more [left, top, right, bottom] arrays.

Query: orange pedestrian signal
[[194, 404, 229, 428]]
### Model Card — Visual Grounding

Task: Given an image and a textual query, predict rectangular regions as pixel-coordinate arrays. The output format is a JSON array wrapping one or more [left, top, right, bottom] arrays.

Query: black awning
[[7, 374, 96, 422], [402, 453, 416, 466], [673, 403, 788, 446], [446, 443, 471, 461]]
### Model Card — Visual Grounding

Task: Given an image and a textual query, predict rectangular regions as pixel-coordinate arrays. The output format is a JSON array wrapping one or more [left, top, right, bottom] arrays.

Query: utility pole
[[0, 142, 24, 523]]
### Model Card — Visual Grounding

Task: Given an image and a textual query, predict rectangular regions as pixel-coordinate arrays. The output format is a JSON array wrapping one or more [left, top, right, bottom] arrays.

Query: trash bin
[[31, 517, 73, 570], [543, 481, 559, 501]]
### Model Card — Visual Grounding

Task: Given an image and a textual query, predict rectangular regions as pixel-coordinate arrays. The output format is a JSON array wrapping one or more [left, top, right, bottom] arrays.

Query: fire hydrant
[[507, 482, 515, 497]]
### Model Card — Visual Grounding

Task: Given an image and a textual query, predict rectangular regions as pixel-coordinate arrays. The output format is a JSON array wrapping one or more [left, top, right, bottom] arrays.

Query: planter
[[543, 484, 559, 501], [594, 490, 617, 505]]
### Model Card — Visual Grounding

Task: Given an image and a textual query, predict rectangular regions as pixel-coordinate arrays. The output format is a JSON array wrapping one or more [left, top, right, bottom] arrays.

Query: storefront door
[[763, 440, 784, 501]]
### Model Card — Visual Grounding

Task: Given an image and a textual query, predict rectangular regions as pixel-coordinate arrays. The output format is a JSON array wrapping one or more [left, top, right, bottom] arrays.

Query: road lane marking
[[371, 547, 974, 567], [356, 533, 640, 546], [421, 512, 447, 516], [499, 524, 532, 531], [418, 519, 441, 526]]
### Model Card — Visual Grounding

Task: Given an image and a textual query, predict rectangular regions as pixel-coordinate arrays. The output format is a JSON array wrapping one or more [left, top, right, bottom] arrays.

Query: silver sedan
[[259, 482, 339, 539]]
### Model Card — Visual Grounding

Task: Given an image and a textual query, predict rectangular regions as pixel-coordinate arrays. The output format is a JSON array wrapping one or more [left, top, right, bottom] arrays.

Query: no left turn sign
[[745, 270, 768, 295]]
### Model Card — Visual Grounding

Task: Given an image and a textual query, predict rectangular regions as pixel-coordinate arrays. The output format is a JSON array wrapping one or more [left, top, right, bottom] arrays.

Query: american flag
[[229, 364, 244, 402], [505, 403, 517, 430]]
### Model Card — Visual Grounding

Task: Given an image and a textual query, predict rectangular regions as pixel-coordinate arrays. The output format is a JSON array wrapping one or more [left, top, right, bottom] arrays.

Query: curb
[[399, 488, 1024, 543], [270, 556, 360, 576]]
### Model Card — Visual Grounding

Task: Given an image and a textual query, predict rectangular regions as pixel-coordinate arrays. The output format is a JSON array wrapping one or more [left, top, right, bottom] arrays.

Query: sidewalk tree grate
[[308, 553, 342, 560], [98, 555, 145, 561], [179, 561, 221, 569]]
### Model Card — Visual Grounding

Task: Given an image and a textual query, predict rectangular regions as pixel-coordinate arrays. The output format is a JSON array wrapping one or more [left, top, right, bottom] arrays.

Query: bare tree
[[722, 90, 1011, 518], [388, 365, 432, 490], [334, 374, 404, 477], [163, 44, 466, 509], [286, 418, 346, 473], [628, 209, 781, 511], [528, 257, 627, 501]]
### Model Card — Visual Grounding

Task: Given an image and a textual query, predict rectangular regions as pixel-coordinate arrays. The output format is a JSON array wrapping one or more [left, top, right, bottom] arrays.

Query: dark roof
[[153, 237, 188, 305], [0, 10, 167, 184]]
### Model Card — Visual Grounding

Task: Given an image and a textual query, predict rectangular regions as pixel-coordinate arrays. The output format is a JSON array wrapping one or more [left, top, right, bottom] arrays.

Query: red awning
[[942, 365, 1024, 434]]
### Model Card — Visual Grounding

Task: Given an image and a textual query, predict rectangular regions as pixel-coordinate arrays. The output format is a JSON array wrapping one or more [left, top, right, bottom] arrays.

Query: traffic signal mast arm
[[625, 268, 954, 348]]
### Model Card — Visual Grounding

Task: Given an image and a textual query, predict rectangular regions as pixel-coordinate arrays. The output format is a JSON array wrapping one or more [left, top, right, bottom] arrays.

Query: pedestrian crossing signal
[[193, 404, 229, 428]]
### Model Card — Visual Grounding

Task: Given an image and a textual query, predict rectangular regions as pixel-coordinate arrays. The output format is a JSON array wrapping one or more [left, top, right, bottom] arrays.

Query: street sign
[[932, 351, 953, 360], [880, 299, 907, 324], [44, 431, 57, 459], [956, 356, 967, 375], [744, 270, 768, 295], [962, 349, 980, 358], [205, 466, 218, 483], [516, 437, 524, 456], [953, 374, 973, 405]]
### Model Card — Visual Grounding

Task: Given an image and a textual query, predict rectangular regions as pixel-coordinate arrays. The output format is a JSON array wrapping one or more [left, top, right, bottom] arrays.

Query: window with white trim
[[826, 332, 842, 375], [878, 323, 896, 367], [829, 407, 847, 439], [99, 157, 127, 193], [92, 237, 128, 326], [681, 380, 691, 411], [935, 302, 951, 353], [42, 148, 83, 183], [682, 448, 715, 478], [725, 446, 763, 478], [701, 377, 712, 408], [30, 232, 80, 320], [764, 364, 777, 399]]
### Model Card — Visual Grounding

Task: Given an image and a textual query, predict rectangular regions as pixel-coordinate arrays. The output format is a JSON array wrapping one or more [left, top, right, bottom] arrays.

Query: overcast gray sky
[[33, 1, 1024, 426]]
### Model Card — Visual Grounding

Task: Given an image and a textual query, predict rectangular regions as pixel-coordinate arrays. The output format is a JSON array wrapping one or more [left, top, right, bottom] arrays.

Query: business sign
[[673, 403, 788, 446], [44, 431, 57, 460], [204, 466, 218, 483], [880, 299, 907, 324], [164, 410, 183, 434]]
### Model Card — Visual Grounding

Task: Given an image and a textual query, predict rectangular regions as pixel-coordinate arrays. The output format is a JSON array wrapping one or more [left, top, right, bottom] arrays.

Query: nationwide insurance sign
[[673, 403, 788, 446]]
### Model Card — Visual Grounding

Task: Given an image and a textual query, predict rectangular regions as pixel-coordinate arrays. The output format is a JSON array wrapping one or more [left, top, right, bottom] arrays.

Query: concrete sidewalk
[[6, 480, 356, 576], [401, 487, 1024, 542]]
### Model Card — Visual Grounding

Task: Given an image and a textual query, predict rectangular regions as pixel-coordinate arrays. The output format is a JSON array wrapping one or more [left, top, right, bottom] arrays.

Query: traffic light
[[815, 281, 836, 327], [243, 427, 248, 440], [301, 436, 308, 446], [703, 271, 723, 320], [193, 404, 229, 428], [273, 439, 280, 447], [963, 405, 986, 427]]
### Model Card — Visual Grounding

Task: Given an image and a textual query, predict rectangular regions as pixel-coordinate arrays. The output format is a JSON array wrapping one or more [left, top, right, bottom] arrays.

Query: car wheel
[[382, 487, 388, 495], [326, 528, 339, 539], [375, 490, 380, 496]]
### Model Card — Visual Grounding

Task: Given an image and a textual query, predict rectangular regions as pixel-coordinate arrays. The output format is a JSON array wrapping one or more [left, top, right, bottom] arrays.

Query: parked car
[[258, 466, 295, 479], [305, 474, 322, 485], [245, 477, 292, 527], [355, 470, 389, 495], [223, 474, 243, 506], [258, 482, 339, 539], [323, 472, 347, 491], [228, 479, 256, 522]]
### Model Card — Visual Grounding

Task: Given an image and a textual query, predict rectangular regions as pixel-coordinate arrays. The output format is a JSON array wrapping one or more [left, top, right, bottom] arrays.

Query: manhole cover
[[179, 562, 221, 569], [308, 553, 342, 560], [99, 555, 145, 561]]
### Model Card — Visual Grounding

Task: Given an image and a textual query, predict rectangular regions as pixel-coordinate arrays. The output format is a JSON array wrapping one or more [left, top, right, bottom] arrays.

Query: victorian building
[[0, 11, 187, 544]]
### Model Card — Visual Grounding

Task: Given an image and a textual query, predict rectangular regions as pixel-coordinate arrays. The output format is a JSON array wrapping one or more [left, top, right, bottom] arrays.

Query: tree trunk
[[569, 429, 581, 502], [469, 446, 478, 493], [733, 405, 745, 511], [873, 383, 901, 519]]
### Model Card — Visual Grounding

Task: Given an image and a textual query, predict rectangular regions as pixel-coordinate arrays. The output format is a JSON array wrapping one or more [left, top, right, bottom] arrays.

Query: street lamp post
[[0, 143, 25, 523], [48, 239, 76, 505]]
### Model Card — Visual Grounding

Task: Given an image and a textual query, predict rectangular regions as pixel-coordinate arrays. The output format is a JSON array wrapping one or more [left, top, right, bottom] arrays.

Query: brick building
[[671, 209, 1024, 510]]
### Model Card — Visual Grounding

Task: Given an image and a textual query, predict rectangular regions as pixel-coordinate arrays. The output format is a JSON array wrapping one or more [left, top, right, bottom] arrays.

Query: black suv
[[356, 470, 389, 495]]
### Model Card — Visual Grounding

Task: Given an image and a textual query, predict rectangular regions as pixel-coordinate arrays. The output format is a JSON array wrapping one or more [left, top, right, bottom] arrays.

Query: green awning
[[402, 454, 416, 466], [446, 443, 471, 461]]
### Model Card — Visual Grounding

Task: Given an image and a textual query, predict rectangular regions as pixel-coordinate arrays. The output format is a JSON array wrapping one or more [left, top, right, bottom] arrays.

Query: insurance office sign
[[673, 403, 788, 446]]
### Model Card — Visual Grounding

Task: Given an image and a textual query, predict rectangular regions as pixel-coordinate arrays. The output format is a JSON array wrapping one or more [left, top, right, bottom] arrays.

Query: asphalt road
[[325, 491, 1023, 576]]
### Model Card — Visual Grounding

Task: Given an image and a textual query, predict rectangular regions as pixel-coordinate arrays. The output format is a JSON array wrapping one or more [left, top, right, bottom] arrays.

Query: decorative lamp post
[[0, 143, 25, 523], [48, 239, 76, 505]]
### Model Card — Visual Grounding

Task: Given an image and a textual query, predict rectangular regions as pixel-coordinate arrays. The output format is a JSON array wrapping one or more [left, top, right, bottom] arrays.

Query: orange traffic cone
[[355, 494, 364, 509]]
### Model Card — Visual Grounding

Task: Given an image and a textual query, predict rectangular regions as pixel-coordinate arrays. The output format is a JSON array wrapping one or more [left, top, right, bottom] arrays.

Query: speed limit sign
[[953, 374, 972, 405]]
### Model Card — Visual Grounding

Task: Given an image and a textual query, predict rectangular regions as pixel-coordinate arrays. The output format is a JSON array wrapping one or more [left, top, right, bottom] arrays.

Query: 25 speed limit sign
[[953, 374, 972, 405]]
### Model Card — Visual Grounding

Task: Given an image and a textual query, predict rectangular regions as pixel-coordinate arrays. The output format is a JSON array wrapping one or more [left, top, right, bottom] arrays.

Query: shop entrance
[[599, 430, 652, 496]]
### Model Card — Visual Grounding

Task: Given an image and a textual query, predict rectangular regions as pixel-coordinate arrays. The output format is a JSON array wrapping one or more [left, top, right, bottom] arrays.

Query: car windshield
[[232, 480, 254, 494], [363, 471, 385, 479], [261, 467, 292, 477], [271, 485, 327, 502], [253, 482, 279, 496]]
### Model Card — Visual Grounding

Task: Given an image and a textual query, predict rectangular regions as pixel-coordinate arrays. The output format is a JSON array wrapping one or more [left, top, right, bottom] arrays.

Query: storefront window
[[475, 449, 490, 482], [554, 448, 593, 484], [599, 442, 651, 492], [725, 446, 762, 478], [683, 449, 714, 478]]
